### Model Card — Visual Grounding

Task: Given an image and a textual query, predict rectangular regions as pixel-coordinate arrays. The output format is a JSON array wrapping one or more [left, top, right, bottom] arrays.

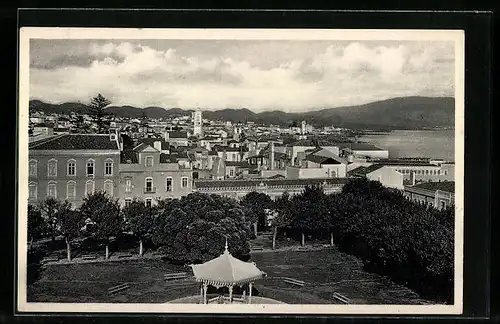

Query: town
[[26, 94, 455, 306]]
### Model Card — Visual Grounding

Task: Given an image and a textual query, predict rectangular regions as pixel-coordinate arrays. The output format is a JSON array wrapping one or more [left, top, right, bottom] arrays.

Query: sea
[[357, 130, 455, 161]]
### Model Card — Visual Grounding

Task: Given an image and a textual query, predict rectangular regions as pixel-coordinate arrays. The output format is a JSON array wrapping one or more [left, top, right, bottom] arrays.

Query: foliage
[[79, 191, 122, 241], [241, 191, 273, 230], [28, 204, 46, 242], [27, 246, 46, 285], [89, 93, 112, 134], [38, 197, 61, 241], [291, 185, 330, 236], [152, 193, 251, 263], [123, 199, 154, 240], [56, 203, 85, 241]]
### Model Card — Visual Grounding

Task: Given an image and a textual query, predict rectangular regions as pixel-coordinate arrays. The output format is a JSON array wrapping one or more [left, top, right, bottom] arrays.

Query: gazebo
[[189, 239, 266, 304]]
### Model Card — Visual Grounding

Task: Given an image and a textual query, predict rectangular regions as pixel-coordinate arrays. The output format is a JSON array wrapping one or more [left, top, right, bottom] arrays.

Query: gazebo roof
[[190, 240, 265, 287]]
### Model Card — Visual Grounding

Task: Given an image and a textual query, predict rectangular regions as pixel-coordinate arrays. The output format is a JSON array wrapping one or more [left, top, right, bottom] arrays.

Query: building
[[339, 143, 389, 160], [404, 181, 455, 210], [164, 130, 190, 147], [375, 160, 455, 184], [224, 161, 251, 179], [348, 165, 404, 189], [119, 142, 193, 207], [287, 154, 347, 180], [28, 134, 121, 207], [193, 109, 203, 137], [193, 178, 348, 200]]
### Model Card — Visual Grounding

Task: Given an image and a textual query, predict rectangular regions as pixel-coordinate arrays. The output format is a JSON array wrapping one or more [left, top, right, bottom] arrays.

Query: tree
[[71, 114, 89, 133], [241, 191, 273, 236], [123, 199, 154, 256], [291, 185, 328, 246], [152, 193, 251, 263], [38, 197, 61, 243], [56, 202, 85, 261], [28, 204, 46, 249], [89, 94, 112, 134], [271, 192, 294, 250], [79, 191, 122, 259]]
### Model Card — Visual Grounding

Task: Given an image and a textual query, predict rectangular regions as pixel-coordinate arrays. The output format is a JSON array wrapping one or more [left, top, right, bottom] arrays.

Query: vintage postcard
[[18, 27, 464, 314]]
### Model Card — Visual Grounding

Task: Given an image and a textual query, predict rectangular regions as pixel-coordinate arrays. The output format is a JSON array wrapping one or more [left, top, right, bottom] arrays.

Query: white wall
[[366, 166, 403, 189]]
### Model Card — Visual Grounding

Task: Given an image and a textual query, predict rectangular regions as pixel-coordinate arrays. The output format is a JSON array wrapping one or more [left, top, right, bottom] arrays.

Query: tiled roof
[[29, 134, 119, 150], [348, 164, 385, 176], [194, 177, 349, 189], [137, 138, 170, 150], [160, 153, 178, 163], [225, 161, 251, 168], [412, 181, 455, 193], [304, 154, 343, 165], [168, 131, 188, 139]]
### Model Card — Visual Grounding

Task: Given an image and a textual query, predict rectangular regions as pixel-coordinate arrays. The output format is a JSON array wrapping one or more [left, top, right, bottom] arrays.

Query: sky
[[29, 39, 455, 113]]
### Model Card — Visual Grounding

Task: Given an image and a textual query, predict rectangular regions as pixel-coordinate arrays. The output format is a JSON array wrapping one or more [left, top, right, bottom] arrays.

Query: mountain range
[[29, 96, 455, 130]]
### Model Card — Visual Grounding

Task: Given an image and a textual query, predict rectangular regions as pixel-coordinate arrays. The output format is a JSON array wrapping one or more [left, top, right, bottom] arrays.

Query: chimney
[[153, 140, 162, 152], [270, 142, 275, 170]]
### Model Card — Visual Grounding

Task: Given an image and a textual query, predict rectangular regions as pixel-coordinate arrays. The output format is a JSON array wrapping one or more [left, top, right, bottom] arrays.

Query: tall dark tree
[[271, 191, 294, 250], [291, 185, 328, 246], [38, 197, 61, 243], [241, 191, 273, 236], [89, 94, 112, 134], [28, 204, 46, 249], [79, 191, 122, 259], [56, 203, 85, 261], [123, 199, 154, 256]]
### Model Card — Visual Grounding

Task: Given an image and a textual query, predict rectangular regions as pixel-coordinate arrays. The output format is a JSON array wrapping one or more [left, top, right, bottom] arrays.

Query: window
[[229, 169, 234, 177], [67, 160, 76, 176], [47, 181, 57, 198], [145, 156, 153, 167], [47, 159, 57, 177], [145, 177, 153, 192], [145, 198, 152, 208], [425, 170, 429, 175], [166, 177, 173, 191], [86, 159, 95, 177], [29, 160, 37, 177], [125, 179, 132, 193], [444, 170, 448, 175], [104, 180, 114, 196], [66, 181, 76, 199], [181, 177, 188, 188], [105, 160, 113, 176], [85, 180, 95, 195], [28, 182, 37, 200], [125, 198, 132, 207], [438, 170, 441, 175]]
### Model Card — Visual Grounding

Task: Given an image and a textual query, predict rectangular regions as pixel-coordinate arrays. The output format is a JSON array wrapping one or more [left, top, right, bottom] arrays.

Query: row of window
[[29, 159, 114, 178], [124, 177, 190, 193], [28, 180, 114, 200], [395, 168, 448, 176]]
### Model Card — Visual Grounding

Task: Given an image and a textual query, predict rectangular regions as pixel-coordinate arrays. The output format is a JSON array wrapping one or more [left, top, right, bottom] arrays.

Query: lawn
[[27, 246, 433, 305]]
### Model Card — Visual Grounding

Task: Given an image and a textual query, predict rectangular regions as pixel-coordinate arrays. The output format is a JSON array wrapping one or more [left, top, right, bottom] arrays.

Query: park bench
[[332, 292, 350, 304], [117, 253, 133, 259], [282, 277, 305, 287], [81, 254, 97, 260], [108, 283, 130, 295], [164, 272, 189, 281], [42, 256, 59, 263]]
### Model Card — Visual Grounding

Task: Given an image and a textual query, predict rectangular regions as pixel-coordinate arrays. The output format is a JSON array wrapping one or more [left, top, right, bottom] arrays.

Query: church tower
[[193, 108, 203, 137]]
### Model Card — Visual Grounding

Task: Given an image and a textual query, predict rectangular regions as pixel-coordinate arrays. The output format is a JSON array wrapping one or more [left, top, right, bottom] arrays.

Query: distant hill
[[29, 96, 455, 130]]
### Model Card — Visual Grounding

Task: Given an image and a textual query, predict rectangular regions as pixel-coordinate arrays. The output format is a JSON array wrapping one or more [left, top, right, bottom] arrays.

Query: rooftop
[[348, 164, 386, 176], [304, 154, 343, 165], [194, 177, 349, 189], [412, 181, 455, 193], [225, 161, 251, 168], [30, 134, 120, 150]]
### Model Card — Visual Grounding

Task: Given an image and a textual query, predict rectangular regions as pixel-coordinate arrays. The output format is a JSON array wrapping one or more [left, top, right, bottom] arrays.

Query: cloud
[[29, 41, 455, 112]]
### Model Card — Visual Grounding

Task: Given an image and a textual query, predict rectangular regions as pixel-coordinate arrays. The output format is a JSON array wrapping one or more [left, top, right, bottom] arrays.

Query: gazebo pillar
[[228, 285, 233, 303], [203, 282, 208, 304], [199, 285, 203, 304], [248, 282, 253, 304]]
